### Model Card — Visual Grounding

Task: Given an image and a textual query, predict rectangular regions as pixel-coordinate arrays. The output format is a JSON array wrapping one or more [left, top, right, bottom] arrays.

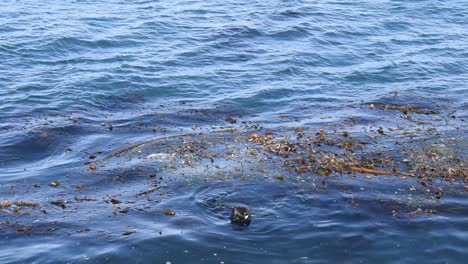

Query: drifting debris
[[122, 231, 135, 236], [1, 100, 463, 237], [17, 226, 31, 233], [410, 208, 437, 215], [349, 166, 392, 175], [225, 116, 237, 124], [378, 104, 439, 115], [14, 201, 38, 207], [0, 200, 12, 208], [74, 197, 97, 202], [163, 210, 176, 216], [110, 198, 121, 204], [49, 181, 60, 187], [137, 187, 159, 196], [50, 200, 67, 209], [377, 127, 385, 135]]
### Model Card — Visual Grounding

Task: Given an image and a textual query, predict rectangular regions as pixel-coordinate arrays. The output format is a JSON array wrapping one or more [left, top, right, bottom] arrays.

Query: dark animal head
[[231, 206, 251, 226]]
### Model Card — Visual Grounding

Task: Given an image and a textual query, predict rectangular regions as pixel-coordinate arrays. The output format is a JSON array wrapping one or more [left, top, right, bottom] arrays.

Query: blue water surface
[[0, 0, 467, 263]]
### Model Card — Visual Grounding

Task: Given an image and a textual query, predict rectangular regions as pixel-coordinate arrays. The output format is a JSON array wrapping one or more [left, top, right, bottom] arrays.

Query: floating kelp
[[374, 103, 440, 115], [49, 181, 60, 187], [163, 210, 176, 216], [1, 200, 38, 208], [14, 201, 38, 207], [85, 105, 464, 199], [122, 231, 136, 236], [0, 101, 466, 236], [0, 200, 12, 208], [74, 197, 97, 202]]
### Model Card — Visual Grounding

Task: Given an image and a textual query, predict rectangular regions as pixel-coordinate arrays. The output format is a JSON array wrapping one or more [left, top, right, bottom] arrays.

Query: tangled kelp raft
[[0, 102, 466, 236], [88, 103, 465, 184]]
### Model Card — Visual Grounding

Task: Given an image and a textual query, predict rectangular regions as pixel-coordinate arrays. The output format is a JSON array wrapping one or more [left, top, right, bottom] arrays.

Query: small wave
[[201, 25, 263, 42], [265, 26, 311, 40]]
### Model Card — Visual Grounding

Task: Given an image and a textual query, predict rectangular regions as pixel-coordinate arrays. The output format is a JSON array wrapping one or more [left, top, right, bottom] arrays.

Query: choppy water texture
[[0, 1, 467, 263]]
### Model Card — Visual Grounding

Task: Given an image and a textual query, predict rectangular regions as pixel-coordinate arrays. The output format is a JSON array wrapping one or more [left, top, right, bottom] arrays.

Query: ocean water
[[0, 0, 467, 263]]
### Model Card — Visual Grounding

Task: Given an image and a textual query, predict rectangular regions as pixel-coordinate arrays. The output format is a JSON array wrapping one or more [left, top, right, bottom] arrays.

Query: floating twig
[[349, 166, 392, 175]]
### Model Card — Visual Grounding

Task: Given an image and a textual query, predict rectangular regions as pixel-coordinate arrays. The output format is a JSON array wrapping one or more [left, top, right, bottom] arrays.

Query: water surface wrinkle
[[0, 0, 467, 263]]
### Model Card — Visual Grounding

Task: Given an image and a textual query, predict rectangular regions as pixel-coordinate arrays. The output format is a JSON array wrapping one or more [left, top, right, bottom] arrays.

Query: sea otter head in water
[[230, 206, 251, 226]]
